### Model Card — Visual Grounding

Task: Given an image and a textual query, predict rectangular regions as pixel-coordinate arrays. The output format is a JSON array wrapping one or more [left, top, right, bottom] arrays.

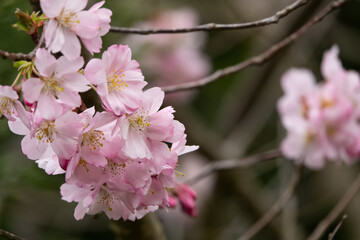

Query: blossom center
[[107, 160, 127, 176], [98, 190, 119, 212], [78, 158, 89, 172], [36, 120, 57, 143], [56, 9, 80, 30], [82, 130, 105, 150], [128, 109, 150, 132], [0, 97, 13, 117], [41, 76, 64, 97], [107, 70, 128, 92]]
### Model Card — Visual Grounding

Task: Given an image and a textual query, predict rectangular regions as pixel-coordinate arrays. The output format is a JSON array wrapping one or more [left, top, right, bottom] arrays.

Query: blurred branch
[[306, 172, 360, 240], [238, 165, 302, 240], [110, 0, 308, 34], [328, 215, 347, 240], [0, 26, 44, 61], [185, 149, 282, 185], [0, 50, 34, 61], [0, 229, 25, 240], [162, 0, 350, 93]]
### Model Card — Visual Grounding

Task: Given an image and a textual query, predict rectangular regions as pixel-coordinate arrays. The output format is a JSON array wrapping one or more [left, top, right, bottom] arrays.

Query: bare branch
[[0, 229, 25, 240], [185, 149, 282, 186], [162, 0, 350, 93], [110, 0, 309, 34], [238, 165, 302, 240], [328, 215, 347, 240], [306, 172, 360, 240]]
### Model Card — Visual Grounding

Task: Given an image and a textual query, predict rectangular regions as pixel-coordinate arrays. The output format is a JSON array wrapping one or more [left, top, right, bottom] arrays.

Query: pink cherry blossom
[[170, 184, 197, 217], [40, 0, 111, 60], [118, 87, 182, 159], [22, 48, 90, 119], [65, 108, 121, 181], [0, 85, 29, 126], [84, 44, 146, 116], [82, 1, 112, 53], [278, 45, 360, 169], [21, 110, 83, 161]]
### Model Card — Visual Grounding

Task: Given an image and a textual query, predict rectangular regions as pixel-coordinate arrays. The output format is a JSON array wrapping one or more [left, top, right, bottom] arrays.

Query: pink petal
[[37, 93, 62, 119], [82, 36, 102, 54], [44, 19, 58, 48], [40, 0, 65, 18], [281, 68, 316, 95], [49, 26, 65, 53], [147, 107, 174, 141], [55, 56, 84, 76], [84, 58, 107, 85], [0, 85, 18, 99], [21, 135, 47, 160], [57, 89, 81, 108], [22, 78, 44, 103], [73, 11, 99, 39], [321, 45, 343, 82], [89, 1, 105, 11], [65, 0, 87, 12], [61, 28, 81, 61], [143, 87, 164, 114], [34, 48, 56, 77], [62, 73, 90, 92]]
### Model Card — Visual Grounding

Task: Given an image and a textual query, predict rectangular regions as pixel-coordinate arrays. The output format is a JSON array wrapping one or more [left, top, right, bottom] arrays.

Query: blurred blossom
[[278, 45, 360, 169], [125, 8, 211, 104], [170, 183, 198, 217]]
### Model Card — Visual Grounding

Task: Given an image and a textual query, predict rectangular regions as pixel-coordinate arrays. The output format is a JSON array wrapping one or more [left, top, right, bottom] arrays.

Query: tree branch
[[110, 0, 309, 34], [238, 165, 302, 240], [306, 172, 360, 240], [185, 149, 282, 186], [0, 229, 25, 240], [162, 0, 350, 93], [328, 215, 347, 240]]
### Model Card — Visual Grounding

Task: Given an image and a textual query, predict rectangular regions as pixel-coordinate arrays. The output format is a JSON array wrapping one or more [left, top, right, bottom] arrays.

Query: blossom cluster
[[0, 0, 198, 220], [278, 46, 360, 169]]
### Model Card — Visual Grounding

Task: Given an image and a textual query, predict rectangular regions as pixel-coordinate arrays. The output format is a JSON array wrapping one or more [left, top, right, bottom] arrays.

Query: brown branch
[[238, 165, 302, 240], [328, 215, 347, 240], [306, 172, 360, 240], [0, 229, 25, 240], [185, 149, 282, 186], [162, 0, 350, 93], [110, 0, 309, 34]]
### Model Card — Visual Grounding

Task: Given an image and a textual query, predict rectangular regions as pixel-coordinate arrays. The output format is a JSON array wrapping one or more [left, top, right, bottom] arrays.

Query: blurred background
[[1, 0, 360, 239]]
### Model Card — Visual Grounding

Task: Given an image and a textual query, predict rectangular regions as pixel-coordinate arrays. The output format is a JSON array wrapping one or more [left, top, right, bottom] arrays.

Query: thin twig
[[238, 165, 302, 240], [328, 215, 347, 240], [0, 229, 25, 240], [0, 25, 45, 61], [185, 149, 282, 186], [162, 0, 349, 93], [110, 0, 308, 34], [306, 172, 360, 240]]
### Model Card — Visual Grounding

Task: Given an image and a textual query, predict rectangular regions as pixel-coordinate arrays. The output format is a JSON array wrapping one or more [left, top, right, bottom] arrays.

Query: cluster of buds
[[278, 46, 360, 169], [0, 0, 198, 220]]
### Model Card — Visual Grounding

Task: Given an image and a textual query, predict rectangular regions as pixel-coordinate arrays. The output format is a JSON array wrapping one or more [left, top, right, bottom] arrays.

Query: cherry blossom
[[40, 0, 111, 60], [84, 44, 146, 116], [278, 45, 360, 168], [170, 184, 198, 217], [118, 87, 183, 159], [22, 48, 90, 119]]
